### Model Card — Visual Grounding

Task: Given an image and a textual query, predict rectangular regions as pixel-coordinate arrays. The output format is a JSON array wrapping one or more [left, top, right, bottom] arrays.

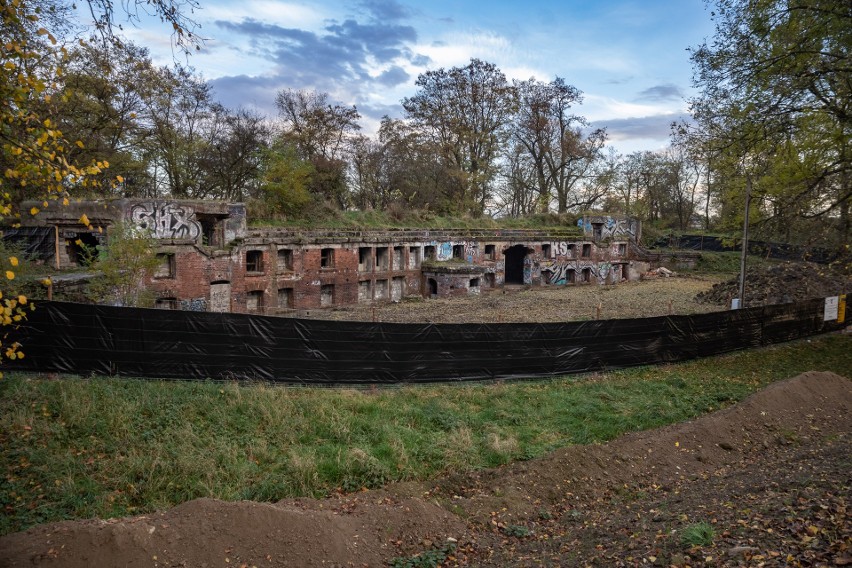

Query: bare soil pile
[[696, 261, 850, 306], [2, 370, 850, 567]]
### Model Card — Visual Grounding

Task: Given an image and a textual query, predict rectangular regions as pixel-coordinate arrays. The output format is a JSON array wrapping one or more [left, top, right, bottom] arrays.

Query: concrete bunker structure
[[14, 199, 647, 314]]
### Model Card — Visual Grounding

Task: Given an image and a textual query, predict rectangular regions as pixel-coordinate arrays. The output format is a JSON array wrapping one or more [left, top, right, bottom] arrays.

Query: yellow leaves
[[79, 214, 90, 226], [30, 207, 39, 215], [18, 295, 26, 305], [5, 270, 14, 280], [74, 239, 82, 246], [9, 257, 19, 267], [75, 140, 85, 149], [41, 278, 52, 286], [116, 175, 124, 183]]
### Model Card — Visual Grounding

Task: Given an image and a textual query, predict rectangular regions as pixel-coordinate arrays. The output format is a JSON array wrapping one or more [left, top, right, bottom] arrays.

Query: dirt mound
[[696, 261, 850, 306], [1, 371, 850, 567]]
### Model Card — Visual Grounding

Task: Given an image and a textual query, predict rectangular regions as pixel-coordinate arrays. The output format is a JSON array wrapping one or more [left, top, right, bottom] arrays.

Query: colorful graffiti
[[130, 202, 201, 240], [540, 259, 621, 285], [433, 240, 479, 262], [578, 216, 638, 241], [546, 241, 577, 258]]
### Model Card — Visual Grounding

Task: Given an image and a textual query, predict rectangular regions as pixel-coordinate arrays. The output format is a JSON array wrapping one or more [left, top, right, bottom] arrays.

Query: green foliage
[[0, 335, 848, 534], [257, 142, 315, 217], [690, 0, 851, 246], [86, 222, 159, 307], [680, 521, 715, 547], [501, 524, 532, 538], [388, 540, 457, 568]]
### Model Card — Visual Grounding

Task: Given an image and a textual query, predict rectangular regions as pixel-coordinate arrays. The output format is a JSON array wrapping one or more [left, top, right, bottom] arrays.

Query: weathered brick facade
[[19, 199, 644, 314]]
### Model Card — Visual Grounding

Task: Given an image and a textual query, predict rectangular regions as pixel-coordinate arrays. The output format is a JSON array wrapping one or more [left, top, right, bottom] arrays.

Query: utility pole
[[737, 174, 752, 308]]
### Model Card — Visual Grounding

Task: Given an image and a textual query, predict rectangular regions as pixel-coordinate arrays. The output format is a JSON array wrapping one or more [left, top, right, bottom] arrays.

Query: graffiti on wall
[[464, 241, 478, 263], [433, 241, 480, 262], [546, 242, 577, 258], [437, 242, 453, 261], [540, 259, 621, 285], [578, 216, 638, 241], [523, 256, 533, 284], [130, 202, 202, 240]]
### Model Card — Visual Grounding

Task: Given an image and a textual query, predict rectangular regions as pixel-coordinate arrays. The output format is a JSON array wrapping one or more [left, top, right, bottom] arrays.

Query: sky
[[119, 0, 717, 155]]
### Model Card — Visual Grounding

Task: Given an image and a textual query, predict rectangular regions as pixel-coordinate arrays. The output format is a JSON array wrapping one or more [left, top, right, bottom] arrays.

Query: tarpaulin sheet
[[5, 299, 842, 384], [651, 234, 838, 264], [2, 227, 55, 261]]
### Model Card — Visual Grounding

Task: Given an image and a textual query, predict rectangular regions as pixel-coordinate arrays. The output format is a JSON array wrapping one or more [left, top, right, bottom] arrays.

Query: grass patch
[[680, 522, 716, 547], [0, 334, 848, 534], [687, 251, 778, 275]]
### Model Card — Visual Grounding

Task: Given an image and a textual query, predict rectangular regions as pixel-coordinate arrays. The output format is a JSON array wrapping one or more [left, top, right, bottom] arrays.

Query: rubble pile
[[696, 261, 851, 306]]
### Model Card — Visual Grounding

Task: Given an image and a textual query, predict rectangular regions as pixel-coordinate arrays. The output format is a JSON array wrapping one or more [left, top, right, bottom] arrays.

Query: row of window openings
[[541, 243, 625, 258], [181, 243, 625, 279]]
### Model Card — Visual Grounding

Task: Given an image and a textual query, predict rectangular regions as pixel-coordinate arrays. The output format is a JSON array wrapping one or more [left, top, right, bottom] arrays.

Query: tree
[[1, 0, 201, 370], [200, 108, 270, 201], [690, 0, 851, 245], [512, 77, 607, 213], [274, 89, 360, 208], [87, 221, 160, 307], [137, 64, 223, 198], [257, 141, 314, 217], [55, 40, 155, 197], [349, 117, 449, 212], [403, 59, 515, 215]]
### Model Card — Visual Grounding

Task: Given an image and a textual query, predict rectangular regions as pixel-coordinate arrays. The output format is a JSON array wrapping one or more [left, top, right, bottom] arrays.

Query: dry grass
[[314, 276, 725, 324]]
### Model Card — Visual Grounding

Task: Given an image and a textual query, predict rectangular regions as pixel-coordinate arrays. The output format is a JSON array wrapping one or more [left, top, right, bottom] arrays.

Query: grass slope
[[1, 334, 849, 535]]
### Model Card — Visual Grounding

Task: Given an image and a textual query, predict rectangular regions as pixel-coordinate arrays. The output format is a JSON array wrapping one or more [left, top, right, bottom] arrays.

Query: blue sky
[[121, 0, 716, 154]]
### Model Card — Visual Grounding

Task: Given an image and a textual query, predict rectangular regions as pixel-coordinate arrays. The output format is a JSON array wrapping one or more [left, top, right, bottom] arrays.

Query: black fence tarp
[[651, 234, 839, 264], [2, 226, 55, 262], [6, 299, 844, 384]]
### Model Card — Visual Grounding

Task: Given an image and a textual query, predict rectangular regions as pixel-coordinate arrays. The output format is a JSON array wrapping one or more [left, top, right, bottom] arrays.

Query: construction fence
[[6, 297, 847, 384]]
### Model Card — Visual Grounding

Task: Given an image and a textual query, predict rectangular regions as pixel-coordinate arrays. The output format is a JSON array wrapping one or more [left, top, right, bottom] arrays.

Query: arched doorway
[[503, 245, 528, 284], [427, 278, 438, 298]]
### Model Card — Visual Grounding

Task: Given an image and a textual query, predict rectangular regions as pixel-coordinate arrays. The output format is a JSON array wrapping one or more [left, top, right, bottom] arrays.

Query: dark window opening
[[568, 269, 576, 284], [541, 243, 552, 258], [246, 250, 264, 272], [618, 243, 627, 256], [408, 246, 421, 268], [320, 284, 334, 307], [375, 247, 389, 270], [246, 290, 264, 312], [582, 268, 592, 282], [424, 245, 436, 260], [452, 244, 464, 259], [197, 214, 223, 247], [582, 243, 591, 258], [504, 244, 528, 284], [428, 278, 438, 298], [321, 248, 334, 268], [592, 223, 603, 241], [568, 244, 576, 256], [485, 273, 495, 287], [66, 232, 100, 267], [154, 253, 175, 279], [469, 277, 480, 288], [359, 247, 372, 271], [278, 288, 293, 309], [155, 297, 178, 310], [393, 246, 403, 270], [484, 244, 496, 260], [278, 248, 293, 271]]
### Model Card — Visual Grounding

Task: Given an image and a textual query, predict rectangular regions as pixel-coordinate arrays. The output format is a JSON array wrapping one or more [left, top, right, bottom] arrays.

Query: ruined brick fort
[[18, 199, 673, 314]]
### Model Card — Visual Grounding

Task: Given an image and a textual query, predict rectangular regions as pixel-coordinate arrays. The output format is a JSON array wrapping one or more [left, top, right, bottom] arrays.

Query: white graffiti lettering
[[130, 202, 201, 240]]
